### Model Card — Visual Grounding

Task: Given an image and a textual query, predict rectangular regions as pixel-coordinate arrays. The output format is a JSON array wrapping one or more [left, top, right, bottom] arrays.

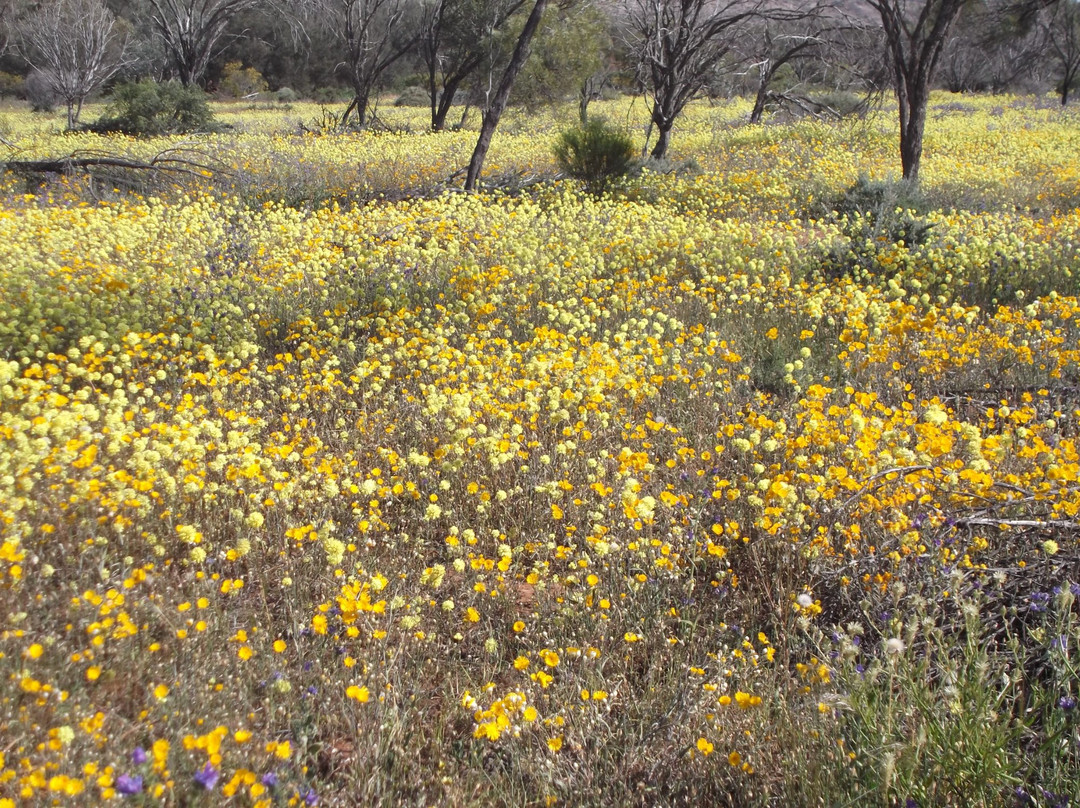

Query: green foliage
[[832, 174, 931, 220], [92, 79, 220, 136], [832, 600, 1023, 805], [311, 86, 352, 105], [219, 62, 268, 99], [1011, 584, 1080, 803], [803, 579, 1080, 808], [819, 175, 935, 281], [275, 87, 298, 104], [24, 69, 57, 113], [0, 71, 23, 100], [512, 5, 610, 108], [807, 89, 869, 118], [394, 86, 430, 107], [553, 118, 635, 196]]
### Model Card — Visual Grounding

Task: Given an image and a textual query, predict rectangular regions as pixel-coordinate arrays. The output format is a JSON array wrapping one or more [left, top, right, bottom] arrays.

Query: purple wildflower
[[1040, 789, 1068, 808], [115, 774, 143, 796], [193, 762, 219, 790], [132, 747, 147, 765], [1028, 592, 1050, 613]]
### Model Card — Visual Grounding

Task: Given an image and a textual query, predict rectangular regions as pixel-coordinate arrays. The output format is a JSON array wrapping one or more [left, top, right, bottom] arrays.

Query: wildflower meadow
[[1, 95, 1079, 806]]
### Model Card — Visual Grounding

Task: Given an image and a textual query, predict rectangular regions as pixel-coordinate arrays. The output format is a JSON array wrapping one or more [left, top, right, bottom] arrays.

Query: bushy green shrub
[[311, 86, 351, 104], [0, 71, 23, 100], [807, 90, 869, 119], [219, 62, 267, 99], [24, 69, 56, 113], [394, 86, 429, 107], [819, 175, 934, 281], [92, 79, 220, 136], [832, 174, 930, 220], [553, 118, 636, 196]]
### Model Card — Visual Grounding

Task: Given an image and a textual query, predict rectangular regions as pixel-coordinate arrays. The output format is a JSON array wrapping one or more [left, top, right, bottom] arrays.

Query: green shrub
[[819, 175, 934, 281], [219, 62, 267, 99], [24, 69, 56, 113], [807, 89, 869, 119], [0, 71, 23, 100], [553, 118, 636, 196], [818, 592, 1029, 807], [394, 86, 429, 107], [311, 86, 351, 105], [832, 174, 929, 220], [92, 79, 220, 136]]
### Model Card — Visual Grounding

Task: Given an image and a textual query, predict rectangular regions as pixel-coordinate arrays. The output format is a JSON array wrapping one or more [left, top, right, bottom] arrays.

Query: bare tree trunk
[[464, 0, 547, 190], [650, 124, 671, 159], [1061, 61, 1079, 106], [1045, 0, 1080, 108], [433, 84, 456, 131], [578, 74, 605, 124], [146, 0, 263, 88], [749, 75, 770, 124], [899, 81, 927, 181], [648, 96, 676, 158], [428, 61, 439, 129], [433, 72, 472, 130], [342, 90, 370, 127], [627, 0, 759, 163], [17, 0, 127, 129], [868, 0, 965, 185], [177, 54, 206, 87]]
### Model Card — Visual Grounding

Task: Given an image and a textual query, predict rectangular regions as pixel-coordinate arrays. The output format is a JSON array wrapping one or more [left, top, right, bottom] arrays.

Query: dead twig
[[952, 517, 1080, 531], [837, 465, 933, 512]]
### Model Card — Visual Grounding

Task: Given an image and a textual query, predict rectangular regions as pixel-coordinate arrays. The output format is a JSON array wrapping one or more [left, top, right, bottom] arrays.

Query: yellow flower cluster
[[463, 688, 539, 742]]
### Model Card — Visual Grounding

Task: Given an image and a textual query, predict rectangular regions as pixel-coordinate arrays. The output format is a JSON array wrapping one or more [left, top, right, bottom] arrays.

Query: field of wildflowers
[[1, 94, 1079, 806]]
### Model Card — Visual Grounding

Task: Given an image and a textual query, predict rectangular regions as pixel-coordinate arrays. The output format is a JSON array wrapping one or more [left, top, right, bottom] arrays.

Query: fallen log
[[1, 145, 225, 193]]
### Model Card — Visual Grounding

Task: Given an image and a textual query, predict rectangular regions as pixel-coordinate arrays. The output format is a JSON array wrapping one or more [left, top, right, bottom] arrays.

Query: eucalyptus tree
[[513, 3, 612, 114], [624, 0, 761, 159], [418, 0, 528, 130], [308, 0, 421, 127], [18, 0, 128, 127], [143, 0, 266, 86], [1043, 0, 1080, 103], [463, 0, 550, 188], [859, 0, 968, 182]]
